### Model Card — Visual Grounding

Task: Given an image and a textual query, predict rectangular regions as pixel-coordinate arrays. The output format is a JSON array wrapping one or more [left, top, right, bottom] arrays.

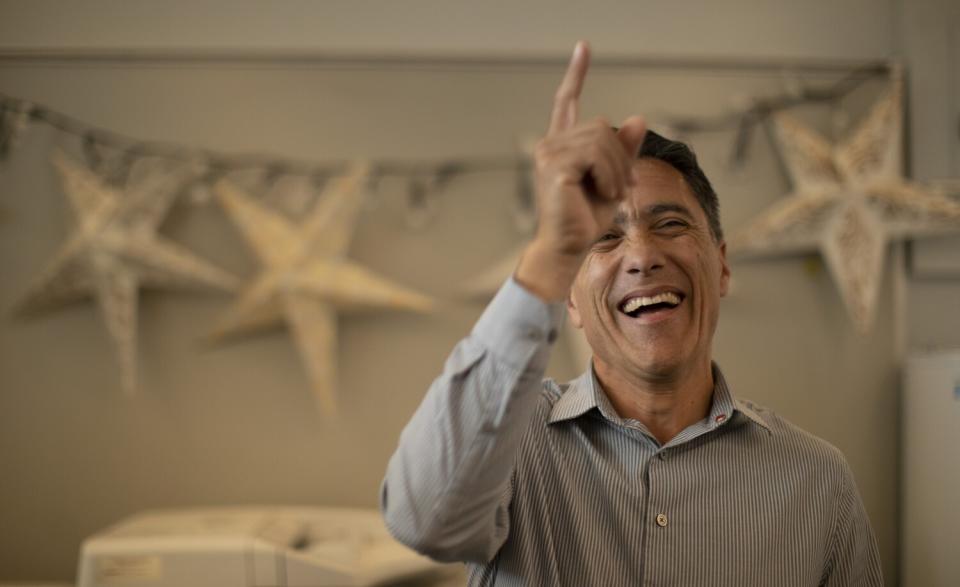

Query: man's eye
[[657, 219, 688, 230], [597, 233, 620, 242]]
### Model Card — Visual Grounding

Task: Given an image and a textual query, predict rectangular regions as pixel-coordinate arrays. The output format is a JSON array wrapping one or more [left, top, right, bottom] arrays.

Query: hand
[[515, 41, 648, 302]]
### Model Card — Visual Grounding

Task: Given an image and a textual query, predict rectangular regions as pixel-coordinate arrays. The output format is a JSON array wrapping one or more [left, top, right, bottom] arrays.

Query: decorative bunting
[[5, 60, 954, 399], [210, 163, 434, 414], [11, 152, 239, 392], [729, 72, 960, 332]]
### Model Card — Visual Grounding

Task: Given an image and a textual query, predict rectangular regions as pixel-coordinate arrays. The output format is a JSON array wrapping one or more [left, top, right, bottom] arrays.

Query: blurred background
[[0, 1, 958, 585]]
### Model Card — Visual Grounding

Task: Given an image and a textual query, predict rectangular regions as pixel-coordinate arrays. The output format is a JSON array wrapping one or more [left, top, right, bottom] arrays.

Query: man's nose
[[623, 234, 665, 275]]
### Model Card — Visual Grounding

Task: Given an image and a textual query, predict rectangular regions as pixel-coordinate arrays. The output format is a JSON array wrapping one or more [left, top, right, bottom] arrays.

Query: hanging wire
[[0, 59, 883, 170], [0, 59, 889, 203], [0, 91, 522, 181]]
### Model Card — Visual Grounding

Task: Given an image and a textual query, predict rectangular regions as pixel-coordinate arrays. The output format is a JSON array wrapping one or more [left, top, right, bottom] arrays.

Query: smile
[[618, 291, 683, 318]]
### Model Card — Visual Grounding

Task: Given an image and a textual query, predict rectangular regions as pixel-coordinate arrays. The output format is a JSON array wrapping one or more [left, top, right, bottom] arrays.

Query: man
[[381, 41, 883, 586]]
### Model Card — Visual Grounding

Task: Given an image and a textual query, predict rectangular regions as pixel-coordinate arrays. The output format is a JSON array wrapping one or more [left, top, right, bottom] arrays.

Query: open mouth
[[618, 292, 684, 318]]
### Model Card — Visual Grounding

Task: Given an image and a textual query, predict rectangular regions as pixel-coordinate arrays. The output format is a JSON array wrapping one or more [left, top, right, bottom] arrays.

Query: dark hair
[[637, 130, 723, 242]]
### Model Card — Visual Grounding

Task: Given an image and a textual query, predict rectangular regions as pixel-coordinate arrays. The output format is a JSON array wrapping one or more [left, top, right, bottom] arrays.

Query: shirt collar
[[711, 365, 771, 433], [546, 368, 599, 424], [547, 362, 771, 434]]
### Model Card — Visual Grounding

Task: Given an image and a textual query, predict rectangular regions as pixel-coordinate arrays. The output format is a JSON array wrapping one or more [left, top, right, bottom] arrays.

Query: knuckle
[[533, 148, 558, 173], [543, 171, 579, 195], [547, 174, 566, 190]]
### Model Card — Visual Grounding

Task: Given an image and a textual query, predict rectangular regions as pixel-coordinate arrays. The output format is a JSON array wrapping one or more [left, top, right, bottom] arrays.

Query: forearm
[[380, 277, 563, 562]]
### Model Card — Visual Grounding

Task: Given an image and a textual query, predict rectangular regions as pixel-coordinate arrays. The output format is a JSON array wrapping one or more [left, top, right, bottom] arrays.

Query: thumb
[[616, 115, 647, 158]]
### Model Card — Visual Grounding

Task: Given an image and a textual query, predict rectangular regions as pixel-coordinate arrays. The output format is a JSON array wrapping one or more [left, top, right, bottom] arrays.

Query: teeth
[[621, 292, 681, 314]]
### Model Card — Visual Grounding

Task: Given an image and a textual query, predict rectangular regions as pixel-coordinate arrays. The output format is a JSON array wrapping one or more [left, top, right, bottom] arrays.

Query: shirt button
[[656, 513, 668, 527], [714, 414, 727, 424]]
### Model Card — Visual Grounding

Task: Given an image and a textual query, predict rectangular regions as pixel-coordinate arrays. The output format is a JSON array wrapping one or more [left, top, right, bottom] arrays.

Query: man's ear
[[718, 241, 731, 297], [567, 291, 583, 328]]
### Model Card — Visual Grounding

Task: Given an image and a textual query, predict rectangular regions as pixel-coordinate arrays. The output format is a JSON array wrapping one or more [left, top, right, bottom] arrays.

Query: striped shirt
[[381, 278, 883, 586]]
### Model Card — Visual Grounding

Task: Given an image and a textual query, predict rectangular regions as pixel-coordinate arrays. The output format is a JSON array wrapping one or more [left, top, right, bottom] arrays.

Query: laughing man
[[381, 41, 883, 587]]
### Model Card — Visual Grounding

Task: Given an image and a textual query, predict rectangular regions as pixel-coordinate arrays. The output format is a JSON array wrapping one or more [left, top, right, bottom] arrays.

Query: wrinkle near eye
[[591, 234, 621, 251]]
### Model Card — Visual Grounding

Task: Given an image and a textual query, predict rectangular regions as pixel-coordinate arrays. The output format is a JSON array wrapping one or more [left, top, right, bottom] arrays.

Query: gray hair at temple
[[636, 130, 724, 243]]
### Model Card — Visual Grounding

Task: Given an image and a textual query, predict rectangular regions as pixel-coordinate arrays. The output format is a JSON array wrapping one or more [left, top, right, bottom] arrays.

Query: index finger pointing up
[[548, 41, 591, 135]]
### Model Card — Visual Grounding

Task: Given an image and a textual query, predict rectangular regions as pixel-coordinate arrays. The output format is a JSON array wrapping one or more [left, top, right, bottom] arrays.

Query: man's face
[[568, 158, 730, 382]]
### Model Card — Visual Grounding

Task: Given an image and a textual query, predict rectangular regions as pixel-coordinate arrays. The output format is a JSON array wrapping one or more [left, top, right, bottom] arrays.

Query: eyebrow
[[613, 203, 695, 226]]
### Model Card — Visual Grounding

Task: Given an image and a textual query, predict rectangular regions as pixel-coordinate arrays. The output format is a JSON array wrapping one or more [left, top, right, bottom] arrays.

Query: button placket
[[646, 457, 669, 531]]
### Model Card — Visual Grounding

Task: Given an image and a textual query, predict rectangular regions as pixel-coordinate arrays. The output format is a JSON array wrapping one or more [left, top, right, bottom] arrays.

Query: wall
[[0, 0, 895, 59], [899, 0, 960, 351], [1, 1, 948, 584]]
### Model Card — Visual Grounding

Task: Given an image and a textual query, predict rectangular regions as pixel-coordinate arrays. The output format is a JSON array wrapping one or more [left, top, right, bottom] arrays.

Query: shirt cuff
[[471, 277, 566, 370]]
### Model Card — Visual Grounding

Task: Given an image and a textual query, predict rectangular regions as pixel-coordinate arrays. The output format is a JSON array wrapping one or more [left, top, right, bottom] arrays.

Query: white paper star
[[729, 71, 960, 332], [12, 152, 239, 393], [210, 163, 433, 414]]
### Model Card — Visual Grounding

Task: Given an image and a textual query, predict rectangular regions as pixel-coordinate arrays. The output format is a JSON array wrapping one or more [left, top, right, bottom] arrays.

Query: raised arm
[[380, 41, 647, 563], [517, 41, 647, 302]]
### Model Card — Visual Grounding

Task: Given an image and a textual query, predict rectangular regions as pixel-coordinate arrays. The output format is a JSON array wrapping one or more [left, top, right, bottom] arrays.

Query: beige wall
[[0, 0, 895, 59], [2, 1, 956, 584]]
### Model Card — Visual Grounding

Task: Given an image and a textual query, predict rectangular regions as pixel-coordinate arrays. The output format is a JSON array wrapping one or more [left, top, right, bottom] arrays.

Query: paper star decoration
[[210, 163, 433, 414], [729, 70, 960, 332], [12, 152, 239, 393], [461, 246, 593, 370]]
